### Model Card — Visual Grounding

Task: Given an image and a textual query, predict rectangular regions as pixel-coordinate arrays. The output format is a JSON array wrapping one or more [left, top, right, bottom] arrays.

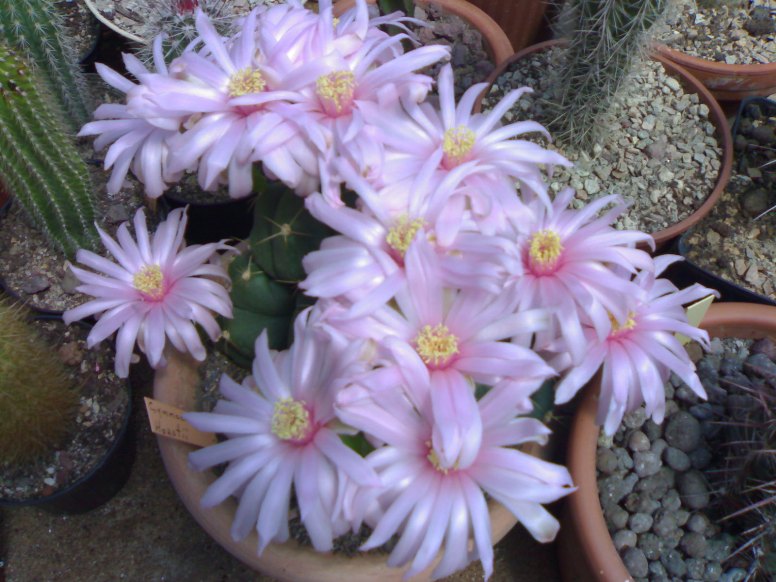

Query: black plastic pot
[[0, 316, 136, 514], [162, 191, 256, 245]]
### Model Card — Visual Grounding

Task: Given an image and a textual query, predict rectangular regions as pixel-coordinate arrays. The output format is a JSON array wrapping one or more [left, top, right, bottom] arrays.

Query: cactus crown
[[0, 0, 94, 131], [548, 0, 667, 149], [0, 44, 99, 257], [0, 298, 79, 466]]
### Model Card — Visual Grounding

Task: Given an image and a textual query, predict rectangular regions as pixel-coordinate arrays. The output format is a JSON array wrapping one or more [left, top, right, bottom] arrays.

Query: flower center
[[426, 441, 457, 474], [527, 229, 563, 274], [228, 68, 266, 97], [414, 324, 459, 368], [386, 215, 425, 256], [609, 311, 637, 336], [316, 70, 356, 117], [271, 398, 311, 442], [442, 126, 475, 168], [133, 265, 166, 300]]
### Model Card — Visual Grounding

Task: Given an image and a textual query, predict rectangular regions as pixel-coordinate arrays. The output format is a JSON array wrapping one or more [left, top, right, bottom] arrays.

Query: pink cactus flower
[[504, 187, 655, 365], [63, 208, 232, 377], [184, 310, 380, 553], [554, 255, 718, 435], [78, 37, 185, 198], [336, 378, 574, 580]]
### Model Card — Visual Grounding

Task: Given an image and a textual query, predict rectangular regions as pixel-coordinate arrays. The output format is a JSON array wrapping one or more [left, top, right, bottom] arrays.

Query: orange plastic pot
[[653, 43, 776, 102], [475, 39, 733, 251], [557, 302, 776, 582], [334, 0, 514, 68], [153, 348, 542, 581]]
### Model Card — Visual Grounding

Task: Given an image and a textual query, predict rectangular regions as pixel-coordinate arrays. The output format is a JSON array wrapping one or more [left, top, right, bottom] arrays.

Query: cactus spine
[[0, 45, 99, 256], [0, 0, 94, 132], [549, 0, 667, 149], [0, 299, 79, 465]]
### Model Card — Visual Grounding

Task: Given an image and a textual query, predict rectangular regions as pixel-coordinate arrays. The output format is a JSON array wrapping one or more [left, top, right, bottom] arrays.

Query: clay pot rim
[[473, 38, 734, 251], [562, 302, 776, 582], [153, 348, 524, 581], [82, 0, 145, 44], [653, 43, 776, 76]]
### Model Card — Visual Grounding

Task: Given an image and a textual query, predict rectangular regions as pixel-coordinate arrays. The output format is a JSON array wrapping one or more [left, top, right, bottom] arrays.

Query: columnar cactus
[[549, 0, 667, 149], [0, 44, 99, 256], [0, 299, 79, 465], [0, 0, 94, 131]]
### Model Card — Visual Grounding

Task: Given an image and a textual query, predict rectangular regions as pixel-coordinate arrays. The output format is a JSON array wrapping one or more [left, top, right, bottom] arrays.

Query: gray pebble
[[664, 446, 691, 471], [596, 448, 619, 474], [605, 505, 629, 530], [704, 561, 722, 581], [705, 535, 734, 562], [689, 403, 713, 420], [638, 531, 662, 560], [106, 203, 130, 223], [689, 447, 712, 470], [675, 385, 701, 403], [61, 266, 82, 294], [648, 560, 668, 578], [599, 472, 638, 507], [612, 528, 637, 551], [677, 470, 710, 509], [622, 547, 648, 578], [745, 352, 776, 379], [665, 411, 702, 452], [686, 557, 706, 579], [643, 419, 663, 440], [623, 407, 647, 429], [686, 513, 709, 533], [680, 531, 708, 558], [661, 548, 687, 577], [628, 430, 650, 452], [21, 273, 51, 294], [614, 447, 634, 470], [652, 509, 678, 537], [650, 438, 668, 457], [633, 451, 662, 477], [629, 512, 653, 534], [635, 467, 674, 499], [662, 488, 682, 511], [676, 509, 690, 527]]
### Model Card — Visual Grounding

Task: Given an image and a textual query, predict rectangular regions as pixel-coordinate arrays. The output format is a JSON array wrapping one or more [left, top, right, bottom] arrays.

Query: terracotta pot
[[153, 348, 536, 581], [653, 43, 776, 103], [556, 302, 776, 582], [475, 39, 733, 251], [465, 0, 548, 53], [334, 0, 514, 68]]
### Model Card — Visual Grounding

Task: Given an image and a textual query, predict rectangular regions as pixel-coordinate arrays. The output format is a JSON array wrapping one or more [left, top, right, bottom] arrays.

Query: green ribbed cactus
[[0, 0, 93, 131], [549, 0, 667, 149], [0, 44, 99, 256], [249, 184, 334, 283], [0, 299, 79, 466]]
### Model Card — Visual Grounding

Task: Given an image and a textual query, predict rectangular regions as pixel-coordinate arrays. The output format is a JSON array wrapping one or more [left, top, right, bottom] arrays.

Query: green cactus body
[[220, 252, 297, 367], [249, 185, 334, 283], [0, 44, 99, 256], [0, 300, 79, 465], [550, 0, 667, 149], [0, 0, 93, 131]]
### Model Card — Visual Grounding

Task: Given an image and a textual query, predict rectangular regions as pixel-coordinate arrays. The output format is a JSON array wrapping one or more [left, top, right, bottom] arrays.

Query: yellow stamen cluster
[[228, 68, 266, 97], [528, 229, 563, 268], [414, 324, 459, 367], [609, 311, 637, 335], [315, 71, 355, 113], [271, 398, 311, 441], [426, 441, 458, 474], [133, 265, 165, 300], [386, 215, 425, 256], [442, 126, 475, 165]]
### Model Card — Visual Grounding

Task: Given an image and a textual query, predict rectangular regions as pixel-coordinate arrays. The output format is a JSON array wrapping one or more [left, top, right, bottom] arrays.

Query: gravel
[[480, 47, 722, 235]]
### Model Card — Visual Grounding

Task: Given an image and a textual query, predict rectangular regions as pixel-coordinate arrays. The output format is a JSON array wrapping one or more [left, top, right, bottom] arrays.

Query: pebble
[[638, 532, 662, 560], [613, 529, 638, 551], [664, 411, 702, 452], [680, 531, 708, 558], [719, 569, 746, 582], [596, 448, 619, 474], [686, 513, 709, 534], [663, 446, 691, 471], [676, 470, 710, 510], [20, 273, 51, 294], [628, 512, 653, 534], [633, 451, 661, 477], [661, 549, 687, 577], [628, 430, 650, 452], [622, 547, 649, 578]]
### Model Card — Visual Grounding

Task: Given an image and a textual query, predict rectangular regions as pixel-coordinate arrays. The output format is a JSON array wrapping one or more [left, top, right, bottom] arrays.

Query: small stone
[[643, 419, 662, 441], [719, 568, 746, 582], [658, 167, 674, 182], [645, 140, 667, 160], [599, 472, 638, 507], [57, 341, 84, 366], [648, 560, 668, 578], [633, 451, 661, 477], [680, 531, 708, 558], [622, 547, 648, 578], [641, 114, 656, 131], [741, 188, 770, 217], [613, 529, 638, 551], [687, 513, 708, 534], [677, 470, 710, 510], [662, 488, 681, 511], [106, 203, 130, 223], [635, 467, 674, 499], [661, 548, 687, 577], [605, 505, 629, 530], [21, 273, 51, 294], [744, 264, 762, 287], [614, 447, 634, 470], [596, 448, 619, 474], [628, 512, 653, 534], [704, 561, 723, 581], [650, 438, 668, 458], [750, 337, 776, 360], [623, 408, 647, 429], [628, 430, 650, 452], [638, 532, 662, 560], [61, 265, 82, 294], [664, 411, 702, 452], [686, 558, 706, 580], [665, 77, 681, 92], [663, 446, 691, 471], [43, 477, 57, 487], [652, 509, 678, 537], [675, 509, 690, 527], [584, 177, 600, 195], [745, 352, 776, 380]]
